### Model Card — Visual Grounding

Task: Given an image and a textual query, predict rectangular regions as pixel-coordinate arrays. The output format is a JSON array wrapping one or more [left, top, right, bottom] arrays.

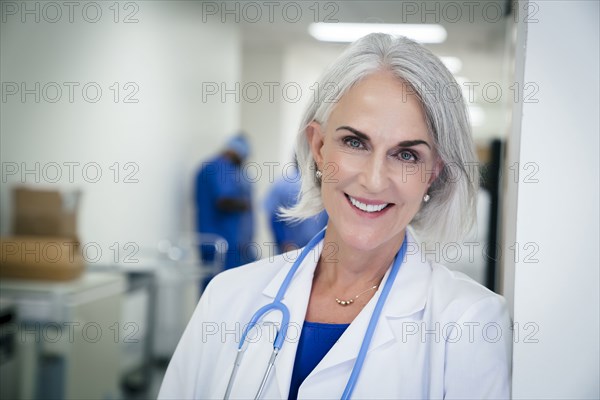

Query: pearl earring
[[423, 193, 430, 203], [315, 170, 323, 181]]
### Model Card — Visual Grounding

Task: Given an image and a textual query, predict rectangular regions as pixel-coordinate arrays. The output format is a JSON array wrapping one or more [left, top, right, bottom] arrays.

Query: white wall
[[1, 2, 241, 261], [280, 42, 345, 159], [239, 41, 345, 252], [503, 1, 599, 398], [240, 44, 285, 251]]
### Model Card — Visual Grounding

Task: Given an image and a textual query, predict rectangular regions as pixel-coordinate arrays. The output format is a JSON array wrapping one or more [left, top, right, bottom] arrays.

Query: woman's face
[[307, 71, 439, 252]]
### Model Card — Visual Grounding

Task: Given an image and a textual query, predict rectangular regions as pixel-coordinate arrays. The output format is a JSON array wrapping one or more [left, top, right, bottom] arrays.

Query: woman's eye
[[398, 150, 417, 162], [344, 137, 364, 149]]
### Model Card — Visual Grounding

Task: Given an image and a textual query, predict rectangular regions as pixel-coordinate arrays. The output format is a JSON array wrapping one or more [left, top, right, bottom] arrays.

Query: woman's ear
[[306, 121, 325, 167], [427, 157, 444, 187]]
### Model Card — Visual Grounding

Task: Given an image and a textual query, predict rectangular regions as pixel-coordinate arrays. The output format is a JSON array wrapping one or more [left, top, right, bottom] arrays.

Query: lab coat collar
[[260, 231, 431, 395]]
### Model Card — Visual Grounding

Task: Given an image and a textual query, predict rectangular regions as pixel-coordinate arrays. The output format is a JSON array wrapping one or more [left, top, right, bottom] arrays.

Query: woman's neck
[[315, 225, 406, 291]]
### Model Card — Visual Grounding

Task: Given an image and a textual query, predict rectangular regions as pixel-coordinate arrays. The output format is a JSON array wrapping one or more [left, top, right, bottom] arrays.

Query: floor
[[122, 361, 167, 400]]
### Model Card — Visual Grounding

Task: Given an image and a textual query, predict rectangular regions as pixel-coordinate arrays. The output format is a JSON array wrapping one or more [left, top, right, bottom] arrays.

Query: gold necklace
[[335, 285, 378, 306]]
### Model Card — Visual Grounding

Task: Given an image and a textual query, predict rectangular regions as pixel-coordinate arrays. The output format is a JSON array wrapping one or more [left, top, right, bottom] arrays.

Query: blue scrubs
[[288, 321, 350, 399], [264, 167, 328, 253], [195, 155, 255, 270]]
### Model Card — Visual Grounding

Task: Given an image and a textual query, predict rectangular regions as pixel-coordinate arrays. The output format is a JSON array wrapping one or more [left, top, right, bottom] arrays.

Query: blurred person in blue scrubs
[[264, 160, 328, 253], [195, 134, 256, 271]]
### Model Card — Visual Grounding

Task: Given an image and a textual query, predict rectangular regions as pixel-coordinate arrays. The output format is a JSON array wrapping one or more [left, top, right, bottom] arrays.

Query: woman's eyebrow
[[336, 125, 370, 141], [336, 125, 431, 149], [398, 140, 431, 149]]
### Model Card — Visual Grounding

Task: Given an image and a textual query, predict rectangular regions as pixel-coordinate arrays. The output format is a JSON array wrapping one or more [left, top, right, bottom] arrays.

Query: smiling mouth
[[345, 194, 393, 213]]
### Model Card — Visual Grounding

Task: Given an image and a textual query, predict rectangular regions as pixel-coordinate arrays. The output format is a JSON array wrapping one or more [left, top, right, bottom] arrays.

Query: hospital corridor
[[0, 1, 598, 399]]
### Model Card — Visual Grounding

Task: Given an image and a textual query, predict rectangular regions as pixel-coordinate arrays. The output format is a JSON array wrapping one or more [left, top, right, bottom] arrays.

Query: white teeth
[[348, 196, 389, 213]]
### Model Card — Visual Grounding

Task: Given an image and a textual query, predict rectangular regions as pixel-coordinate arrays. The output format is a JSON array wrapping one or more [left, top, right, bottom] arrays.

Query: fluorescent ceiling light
[[440, 56, 462, 74], [309, 23, 447, 44]]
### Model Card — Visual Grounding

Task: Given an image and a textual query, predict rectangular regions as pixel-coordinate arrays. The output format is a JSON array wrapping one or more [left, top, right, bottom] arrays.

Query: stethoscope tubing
[[224, 228, 407, 400], [225, 229, 327, 399], [237, 228, 327, 351], [341, 238, 408, 399]]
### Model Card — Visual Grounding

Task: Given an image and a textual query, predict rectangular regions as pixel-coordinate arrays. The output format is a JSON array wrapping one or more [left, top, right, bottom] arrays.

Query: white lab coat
[[158, 232, 512, 399]]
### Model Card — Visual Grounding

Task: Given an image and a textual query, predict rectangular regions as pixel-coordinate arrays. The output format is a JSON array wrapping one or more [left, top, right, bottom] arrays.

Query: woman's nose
[[358, 156, 389, 193]]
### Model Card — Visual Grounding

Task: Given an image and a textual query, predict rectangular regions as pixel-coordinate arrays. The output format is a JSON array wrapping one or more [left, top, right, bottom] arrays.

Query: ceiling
[[239, 0, 515, 139]]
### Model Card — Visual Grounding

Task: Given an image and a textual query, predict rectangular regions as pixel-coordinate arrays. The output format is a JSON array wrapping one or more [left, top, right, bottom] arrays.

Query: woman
[[159, 33, 511, 399]]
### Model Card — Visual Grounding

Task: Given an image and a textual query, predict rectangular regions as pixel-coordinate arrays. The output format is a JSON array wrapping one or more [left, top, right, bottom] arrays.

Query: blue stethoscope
[[223, 228, 408, 400]]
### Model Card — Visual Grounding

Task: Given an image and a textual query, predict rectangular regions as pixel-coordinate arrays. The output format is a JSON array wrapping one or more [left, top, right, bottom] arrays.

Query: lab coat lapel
[[260, 241, 323, 398], [309, 232, 431, 378]]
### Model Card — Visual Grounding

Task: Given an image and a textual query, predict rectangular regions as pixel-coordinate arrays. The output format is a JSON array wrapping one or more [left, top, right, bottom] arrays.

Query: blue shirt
[[288, 321, 350, 399], [195, 155, 254, 269], [264, 167, 328, 252]]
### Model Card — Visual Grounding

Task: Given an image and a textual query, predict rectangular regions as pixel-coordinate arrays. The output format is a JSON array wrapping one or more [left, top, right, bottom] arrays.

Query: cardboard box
[[1, 187, 84, 281], [0, 236, 84, 281], [13, 187, 80, 240]]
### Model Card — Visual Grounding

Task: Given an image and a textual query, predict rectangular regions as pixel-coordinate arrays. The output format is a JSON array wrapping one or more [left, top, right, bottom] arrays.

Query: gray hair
[[282, 33, 479, 245]]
